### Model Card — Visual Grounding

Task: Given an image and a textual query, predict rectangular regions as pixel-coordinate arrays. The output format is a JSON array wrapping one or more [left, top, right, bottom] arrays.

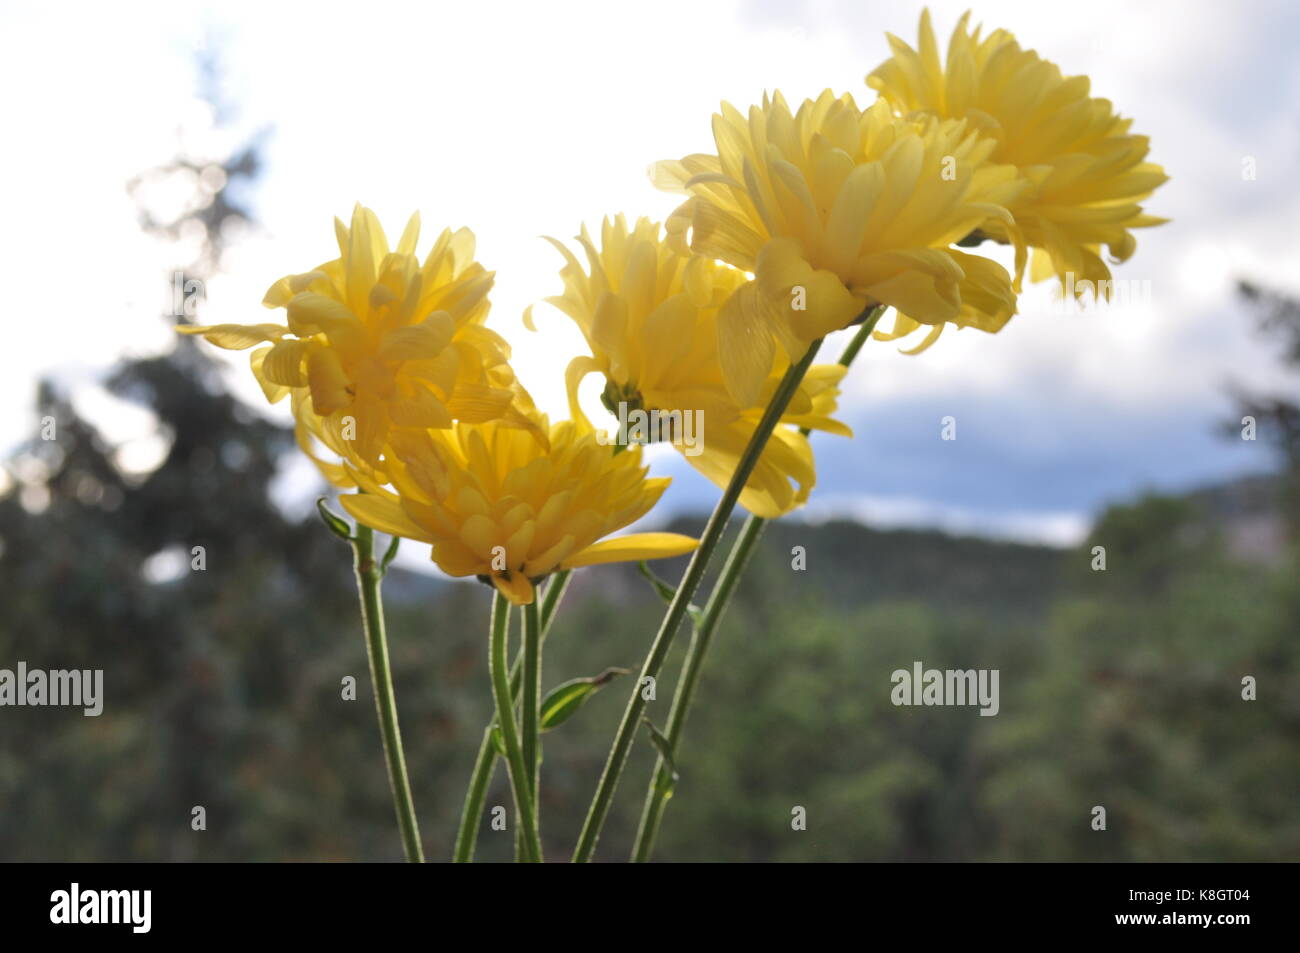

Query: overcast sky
[[3, 0, 1298, 551]]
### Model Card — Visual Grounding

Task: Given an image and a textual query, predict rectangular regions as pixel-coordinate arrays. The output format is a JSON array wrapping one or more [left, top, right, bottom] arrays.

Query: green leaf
[[315, 497, 353, 541], [541, 682, 594, 730], [490, 723, 505, 757], [637, 561, 677, 603], [540, 667, 630, 731], [380, 534, 401, 574], [642, 717, 679, 799], [638, 562, 703, 626]]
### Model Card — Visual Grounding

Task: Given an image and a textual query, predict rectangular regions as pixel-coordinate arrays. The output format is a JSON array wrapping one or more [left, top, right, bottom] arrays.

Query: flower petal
[[562, 532, 699, 568]]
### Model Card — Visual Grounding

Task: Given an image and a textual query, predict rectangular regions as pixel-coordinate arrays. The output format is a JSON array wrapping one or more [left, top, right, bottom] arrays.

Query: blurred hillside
[[2, 427, 1296, 861]]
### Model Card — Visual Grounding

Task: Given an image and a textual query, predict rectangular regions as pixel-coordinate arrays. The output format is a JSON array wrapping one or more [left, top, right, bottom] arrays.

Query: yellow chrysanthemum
[[339, 413, 698, 605], [179, 204, 539, 488], [653, 90, 1026, 402], [528, 215, 853, 519], [867, 9, 1169, 291]]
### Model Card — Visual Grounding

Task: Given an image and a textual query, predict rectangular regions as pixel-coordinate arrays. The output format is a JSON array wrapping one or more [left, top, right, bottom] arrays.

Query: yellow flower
[[179, 204, 539, 487], [654, 91, 1025, 401], [529, 215, 853, 518], [867, 9, 1169, 291], [339, 413, 698, 605]]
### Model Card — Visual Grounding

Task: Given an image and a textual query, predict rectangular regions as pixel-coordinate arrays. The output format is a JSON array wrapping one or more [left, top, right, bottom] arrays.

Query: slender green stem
[[628, 307, 885, 862], [488, 591, 542, 863], [571, 338, 826, 862], [834, 309, 882, 368], [513, 607, 527, 863], [453, 571, 570, 862], [455, 724, 498, 863], [631, 511, 767, 861], [351, 521, 424, 863], [538, 570, 573, 633], [522, 600, 542, 825]]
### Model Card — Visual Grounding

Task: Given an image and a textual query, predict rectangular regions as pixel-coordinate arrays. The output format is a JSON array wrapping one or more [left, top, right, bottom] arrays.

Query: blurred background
[[1, 0, 1297, 861]]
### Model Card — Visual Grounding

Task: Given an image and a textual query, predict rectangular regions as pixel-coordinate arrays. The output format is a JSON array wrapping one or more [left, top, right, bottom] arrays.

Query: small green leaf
[[638, 562, 703, 625], [541, 682, 594, 729], [380, 534, 401, 574], [637, 561, 677, 603], [316, 497, 354, 541], [540, 667, 630, 731], [642, 717, 679, 798], [490, 723, 505, 757], [643, 717, 676, 766]]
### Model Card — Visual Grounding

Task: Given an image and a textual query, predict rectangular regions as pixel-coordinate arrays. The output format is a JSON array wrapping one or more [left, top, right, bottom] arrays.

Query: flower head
[[867, 9, 1169, 291], [530, 215, 853, 518], [653, 91, 1025, 400], [340, 413, 698, 605], [179, 204, 540, 487]]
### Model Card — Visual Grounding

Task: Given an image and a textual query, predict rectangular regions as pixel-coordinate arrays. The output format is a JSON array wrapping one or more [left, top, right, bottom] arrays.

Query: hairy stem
[[488, 591, 542, 863], [351, 521, 423, 863], [571, 338, 826, 862], [453, 571, 570, 862], [629, 307, 885, 861]]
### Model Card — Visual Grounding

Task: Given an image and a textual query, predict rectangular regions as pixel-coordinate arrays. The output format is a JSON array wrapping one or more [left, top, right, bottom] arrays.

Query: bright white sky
[[3, 0, 1299, 551]]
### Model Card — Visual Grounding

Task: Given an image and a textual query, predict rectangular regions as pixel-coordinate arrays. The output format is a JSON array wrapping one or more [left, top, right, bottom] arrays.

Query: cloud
[[2, 0, 1295, 547]]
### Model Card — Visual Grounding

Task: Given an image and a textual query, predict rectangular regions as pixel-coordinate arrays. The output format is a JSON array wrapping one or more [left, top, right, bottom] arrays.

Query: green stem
[[488, 591, 542, 863], [456, 724, 498, 863], [453, 571, 570, 862], [631, 511, 767, 861], [571, 337, 826, 862], [522, 600, 542, 827], [351, 521, 424, 863], [627, 307, 885, 862]]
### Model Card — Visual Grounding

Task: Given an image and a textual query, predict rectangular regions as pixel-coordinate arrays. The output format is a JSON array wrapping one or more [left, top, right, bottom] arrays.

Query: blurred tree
[[1229, 281, 1300, 534], [0, 56, 366, 861]]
